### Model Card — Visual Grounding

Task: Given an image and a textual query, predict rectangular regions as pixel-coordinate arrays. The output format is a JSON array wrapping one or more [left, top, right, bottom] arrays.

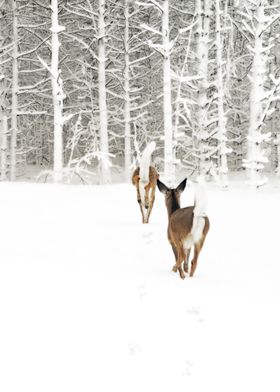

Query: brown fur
[[132, 166, 159, 224], [157, 179, 210, 279]]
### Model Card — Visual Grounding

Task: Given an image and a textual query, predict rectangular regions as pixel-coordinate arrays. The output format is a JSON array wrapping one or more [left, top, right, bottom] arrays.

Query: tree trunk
[[11, 0, 18, 181], [0, 115, 8, 181], [244, 1, 270, 187], [124, 0, 131, 182], [162, 0, 174, 182], [51, 0, 64, 183], [196, 0, 211, 179], [215, 0, 230, 187], [98, 0, 111, 183]]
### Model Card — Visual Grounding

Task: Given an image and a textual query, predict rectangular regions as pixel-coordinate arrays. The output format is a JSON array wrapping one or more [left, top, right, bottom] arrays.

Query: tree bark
[[51, 0, 64, 183], [11, 0, 18, 181], [162, 0, 174, 182], [215, 0, 230, 187], [124, 0, 131, 182], [196, 0, 211, 178], [98, 0, 111, 183]]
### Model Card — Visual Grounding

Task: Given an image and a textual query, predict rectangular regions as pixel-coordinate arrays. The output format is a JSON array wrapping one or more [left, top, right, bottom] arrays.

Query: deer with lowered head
[[157, 178, 210, 279], [132, 142, 159, 224]]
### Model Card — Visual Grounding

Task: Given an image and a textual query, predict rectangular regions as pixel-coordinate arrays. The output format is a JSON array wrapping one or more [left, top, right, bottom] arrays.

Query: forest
[[1, 2, 280, 391], [1, 0, 280, 187]]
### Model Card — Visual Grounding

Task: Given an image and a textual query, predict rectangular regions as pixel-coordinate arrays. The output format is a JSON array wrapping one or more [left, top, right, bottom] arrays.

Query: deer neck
[[166, 192, 180, 219]]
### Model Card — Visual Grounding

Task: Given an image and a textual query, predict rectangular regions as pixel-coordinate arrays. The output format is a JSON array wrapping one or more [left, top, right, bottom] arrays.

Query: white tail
[[185, 184, 207, 249], [139, 141, 156, 185]]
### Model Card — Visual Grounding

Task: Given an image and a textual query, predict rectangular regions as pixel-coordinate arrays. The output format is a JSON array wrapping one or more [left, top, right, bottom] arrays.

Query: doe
[[132, 142, 159, 224], [157, 178, 210, 279]]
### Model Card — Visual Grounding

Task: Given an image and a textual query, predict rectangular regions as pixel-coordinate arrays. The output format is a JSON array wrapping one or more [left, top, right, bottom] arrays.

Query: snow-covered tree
[[194, 0, 213, 179], [50, 0, 65, 182], [0, 74, 8, 180], [214, 0, 231, 187], [118, 0, 159, 181], [97, 0, 111, 183], [10, 0, 18, 180], [2, 0, 280, 186], [242, 0, 280, 187], [136, 0, 174, 182]]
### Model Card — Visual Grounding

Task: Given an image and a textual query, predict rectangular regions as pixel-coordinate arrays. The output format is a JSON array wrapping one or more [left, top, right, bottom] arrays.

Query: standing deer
[[132, 142, 159, 224], [157, 178, 210, 279]]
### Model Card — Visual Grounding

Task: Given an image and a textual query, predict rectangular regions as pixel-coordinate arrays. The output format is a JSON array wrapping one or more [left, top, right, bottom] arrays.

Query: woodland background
[[1, 0, 280, 187]]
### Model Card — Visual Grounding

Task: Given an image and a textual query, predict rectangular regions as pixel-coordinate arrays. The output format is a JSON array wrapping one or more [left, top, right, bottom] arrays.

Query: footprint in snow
[[181, 360, 194, 376], [142, 231, 153, 245], [138, 284, 147, 300], [128, 343, 141, 356], [187, 306, 204, 323]]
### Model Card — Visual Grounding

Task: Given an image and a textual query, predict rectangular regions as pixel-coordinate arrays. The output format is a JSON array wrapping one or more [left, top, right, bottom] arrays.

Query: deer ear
[[176, 178, 187, 194], [157, 179, 169, 194]]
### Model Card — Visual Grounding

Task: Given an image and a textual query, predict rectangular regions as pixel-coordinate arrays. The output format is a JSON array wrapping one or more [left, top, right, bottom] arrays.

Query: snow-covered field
[[0, 179, 280, 392]]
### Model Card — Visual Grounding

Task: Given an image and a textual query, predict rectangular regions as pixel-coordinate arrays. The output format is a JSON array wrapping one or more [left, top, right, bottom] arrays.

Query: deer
[[132, 142, 159, 224], [157, 178, 210, 279]]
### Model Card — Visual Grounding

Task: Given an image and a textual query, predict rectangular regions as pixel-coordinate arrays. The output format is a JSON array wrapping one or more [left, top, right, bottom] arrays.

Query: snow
[[0, 179, 280, 392]]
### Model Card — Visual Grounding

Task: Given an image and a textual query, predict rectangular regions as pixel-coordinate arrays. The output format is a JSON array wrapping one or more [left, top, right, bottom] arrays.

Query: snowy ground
[[0, 178, 280, 392]]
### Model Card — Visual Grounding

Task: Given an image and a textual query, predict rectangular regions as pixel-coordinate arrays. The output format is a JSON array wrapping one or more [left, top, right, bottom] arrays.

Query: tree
[[10, 0, 18, 180], [50, 0, 65, 182], [215, 0, 231, 187], [242, 0, 280, 187], [0, 74, 8, 180], [194, 0, 213, 179], [137, 0, 174, 181], [97, 0, 111, 183]]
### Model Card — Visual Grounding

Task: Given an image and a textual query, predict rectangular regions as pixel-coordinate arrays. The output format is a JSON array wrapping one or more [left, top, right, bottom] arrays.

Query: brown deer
[[132, 142, 159, 224], [157, 178, 210, 279]]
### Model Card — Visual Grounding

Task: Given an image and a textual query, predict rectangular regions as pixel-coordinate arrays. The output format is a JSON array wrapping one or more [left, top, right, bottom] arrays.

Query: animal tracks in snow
[[141, 230, 153, 245], [128, 342, 142, 356], [181, 360, 194, 376], [186, 306, 204, 323], [137, 284, 148, 300]]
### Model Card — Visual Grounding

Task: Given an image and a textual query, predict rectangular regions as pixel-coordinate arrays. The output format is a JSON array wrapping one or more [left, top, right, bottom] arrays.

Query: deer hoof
[[172, 265, 178, 272]]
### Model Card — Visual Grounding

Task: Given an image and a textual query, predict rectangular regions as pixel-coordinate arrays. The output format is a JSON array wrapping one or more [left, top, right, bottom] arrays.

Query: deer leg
[[190, 239, 204, 277], [183, 248, 191, 273], [136, 185, 146, 223], [137, 196, 145, 224], [171, 244, 178, 272], [175, 248, 185, 280], [142, 185, 151, 223], [137, 198, 145, 224], [146, 186, 156, 223], [139, 204, 146, 223]]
